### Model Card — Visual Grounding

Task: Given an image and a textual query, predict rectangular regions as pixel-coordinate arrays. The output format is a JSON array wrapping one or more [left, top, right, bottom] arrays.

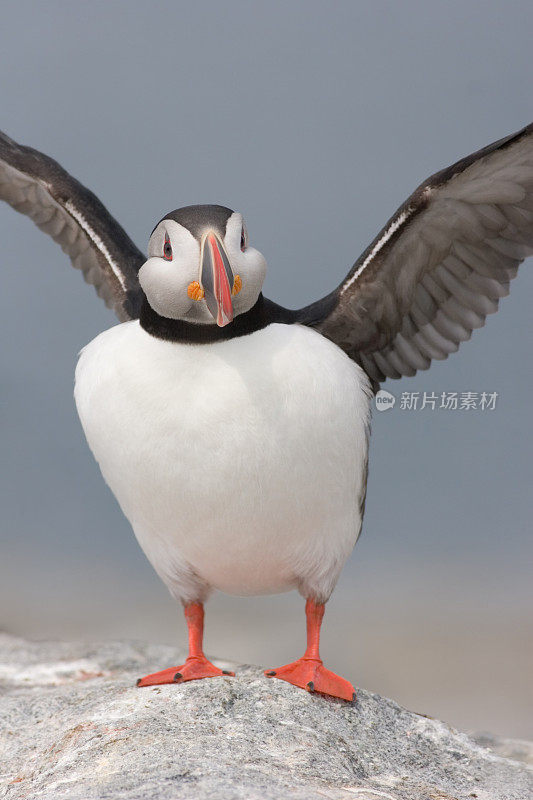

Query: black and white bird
[[1, 125, 532, 700]]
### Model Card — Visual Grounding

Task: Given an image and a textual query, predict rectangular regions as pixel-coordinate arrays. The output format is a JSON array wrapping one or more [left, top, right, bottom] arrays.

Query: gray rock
[[468, 732, 533, 767], [0, 633, 531, 800]]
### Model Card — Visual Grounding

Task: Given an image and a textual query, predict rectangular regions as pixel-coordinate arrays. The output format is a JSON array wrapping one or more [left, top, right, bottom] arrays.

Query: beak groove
[[200, 232, 234, 327]]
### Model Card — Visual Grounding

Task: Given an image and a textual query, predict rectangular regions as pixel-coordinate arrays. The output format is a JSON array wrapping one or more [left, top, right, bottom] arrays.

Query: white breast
[[74, 321, 371, 604]]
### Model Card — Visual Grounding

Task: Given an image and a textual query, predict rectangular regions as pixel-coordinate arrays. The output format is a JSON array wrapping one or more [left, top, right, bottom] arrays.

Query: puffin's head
[[138, 205, 267, 326]]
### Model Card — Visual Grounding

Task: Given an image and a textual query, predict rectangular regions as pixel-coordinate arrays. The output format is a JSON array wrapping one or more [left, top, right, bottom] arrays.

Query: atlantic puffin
[[1, 124, 532, 701]]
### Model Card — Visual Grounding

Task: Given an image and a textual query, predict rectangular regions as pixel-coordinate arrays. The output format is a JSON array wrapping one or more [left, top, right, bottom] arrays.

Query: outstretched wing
[[297, 123, 533, 384], [0, 130, 145, 321]]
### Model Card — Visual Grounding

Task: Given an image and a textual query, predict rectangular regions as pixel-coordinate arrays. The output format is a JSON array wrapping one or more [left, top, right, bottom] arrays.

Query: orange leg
[[264, 598, 355, 702], [136, 602, 235, 687]]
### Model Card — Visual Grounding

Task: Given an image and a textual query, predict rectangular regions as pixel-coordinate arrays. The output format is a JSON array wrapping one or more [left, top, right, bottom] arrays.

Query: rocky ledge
[[0, 634, 531, 800]]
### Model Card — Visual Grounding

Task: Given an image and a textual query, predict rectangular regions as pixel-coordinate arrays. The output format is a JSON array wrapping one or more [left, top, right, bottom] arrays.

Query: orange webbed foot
[[265, 657, 355, 702], [137, 656, 234, 687]]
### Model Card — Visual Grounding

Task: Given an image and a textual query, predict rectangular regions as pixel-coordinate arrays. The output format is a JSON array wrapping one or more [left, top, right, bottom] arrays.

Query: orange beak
[[200, 232, 234, 327]]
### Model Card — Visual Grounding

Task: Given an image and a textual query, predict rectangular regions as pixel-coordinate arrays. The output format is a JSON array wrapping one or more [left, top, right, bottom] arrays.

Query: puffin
[[1, 124, 532, 701]]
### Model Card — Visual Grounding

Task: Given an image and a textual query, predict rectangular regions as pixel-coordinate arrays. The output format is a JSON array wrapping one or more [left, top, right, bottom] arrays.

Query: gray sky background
[[1, 1, 532, 737]]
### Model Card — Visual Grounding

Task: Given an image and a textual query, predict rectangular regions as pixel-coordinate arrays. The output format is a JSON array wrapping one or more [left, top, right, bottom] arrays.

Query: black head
[[140, 204, 267, 328], [153, 204, 234, 241]]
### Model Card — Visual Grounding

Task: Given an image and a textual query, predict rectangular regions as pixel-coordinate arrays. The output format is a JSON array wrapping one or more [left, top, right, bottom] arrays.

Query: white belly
[[74, 321, 371, 602]]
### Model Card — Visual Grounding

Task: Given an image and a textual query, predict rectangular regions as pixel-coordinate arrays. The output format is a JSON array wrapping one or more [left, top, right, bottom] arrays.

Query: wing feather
[[297, 123, 533, 382], [0, 131, 145, 320]]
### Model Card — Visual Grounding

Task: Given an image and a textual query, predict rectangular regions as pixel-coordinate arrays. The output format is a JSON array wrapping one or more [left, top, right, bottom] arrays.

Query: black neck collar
[[139, 294, 296, 344]]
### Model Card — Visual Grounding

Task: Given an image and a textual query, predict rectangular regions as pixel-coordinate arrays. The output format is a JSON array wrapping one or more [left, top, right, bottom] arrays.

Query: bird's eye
[[163, 233, 173, 261], [240, 227, 246, 252]]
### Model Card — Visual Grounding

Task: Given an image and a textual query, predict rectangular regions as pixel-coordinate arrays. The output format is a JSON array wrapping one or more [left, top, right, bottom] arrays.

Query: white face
[[138, 211, 267, 324]]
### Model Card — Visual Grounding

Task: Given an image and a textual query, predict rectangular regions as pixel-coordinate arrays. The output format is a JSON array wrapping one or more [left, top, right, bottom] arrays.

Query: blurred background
[[1, 0, 531, 738]]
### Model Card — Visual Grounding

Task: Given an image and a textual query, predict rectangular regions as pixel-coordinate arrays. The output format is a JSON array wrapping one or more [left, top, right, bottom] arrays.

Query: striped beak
[[200, 231, 234, 327]]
